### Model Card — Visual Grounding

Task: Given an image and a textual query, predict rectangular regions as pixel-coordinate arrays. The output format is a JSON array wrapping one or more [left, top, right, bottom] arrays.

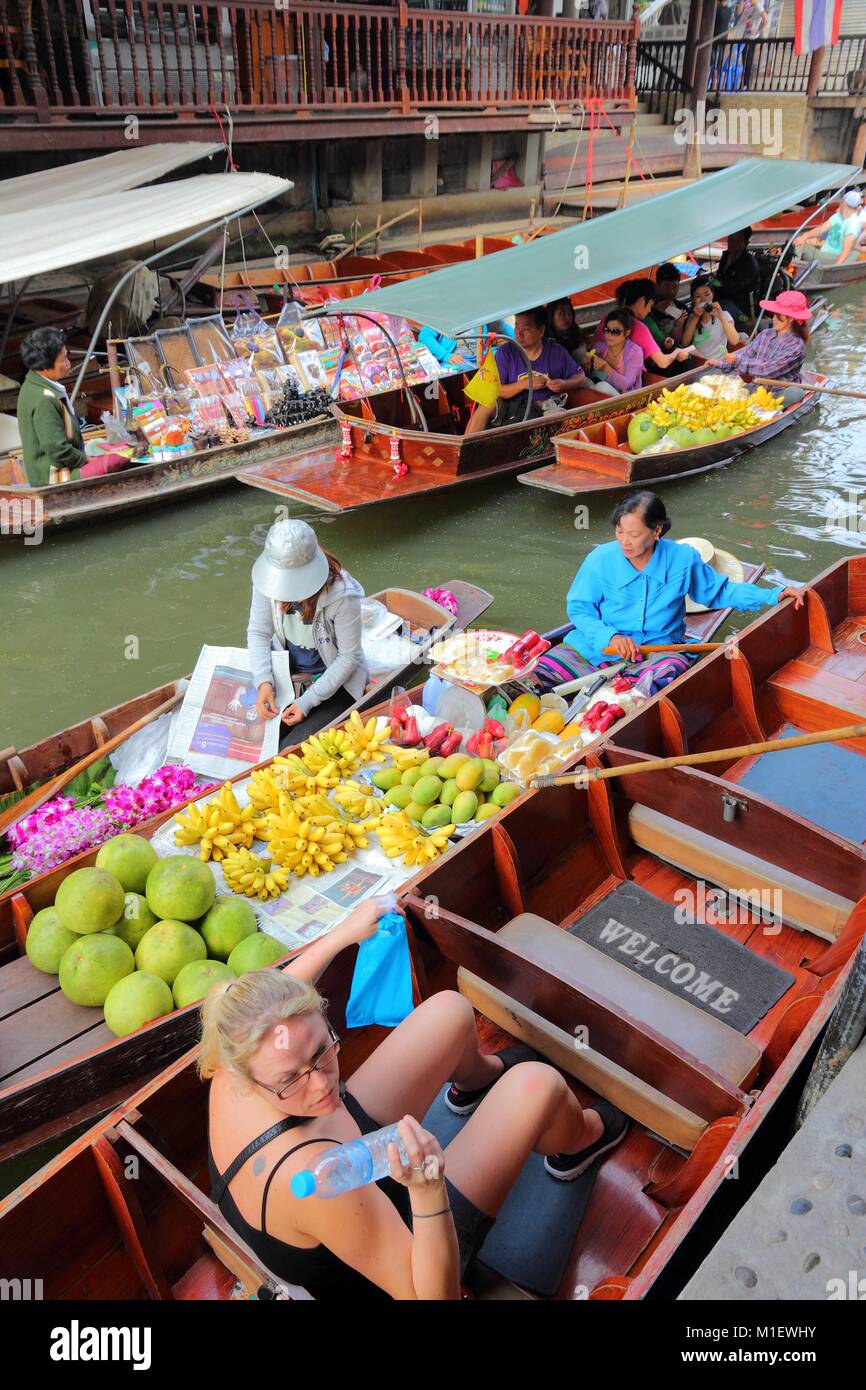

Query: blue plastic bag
[[346, 911, 413, 1028]]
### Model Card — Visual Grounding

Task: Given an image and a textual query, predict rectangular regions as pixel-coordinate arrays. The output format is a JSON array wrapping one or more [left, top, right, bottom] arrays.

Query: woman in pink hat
[[706, 289, 811, 386]]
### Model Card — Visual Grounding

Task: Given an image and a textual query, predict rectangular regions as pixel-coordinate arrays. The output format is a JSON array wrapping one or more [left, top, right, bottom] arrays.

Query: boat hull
[[0, 415, 339, 536], [792, 253, 866, 291], [518, 373, 822, 497]]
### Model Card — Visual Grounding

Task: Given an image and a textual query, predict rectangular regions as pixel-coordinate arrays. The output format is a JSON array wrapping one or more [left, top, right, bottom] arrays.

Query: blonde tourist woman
[[205, 897, 628, 1301]]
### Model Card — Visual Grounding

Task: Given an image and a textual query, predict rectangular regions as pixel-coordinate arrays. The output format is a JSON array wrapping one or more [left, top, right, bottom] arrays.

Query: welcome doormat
[[568, 882, 794, 1035], [737, 723, 866, 844], [424, 1087, 605, 1298]]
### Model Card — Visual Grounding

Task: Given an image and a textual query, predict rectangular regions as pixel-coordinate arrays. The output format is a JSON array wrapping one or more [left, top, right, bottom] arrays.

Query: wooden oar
[[532, 722, 866, 788], [753, 376, 866, 403], [602, 642, 723, 656], [0, 688, 185, 838]]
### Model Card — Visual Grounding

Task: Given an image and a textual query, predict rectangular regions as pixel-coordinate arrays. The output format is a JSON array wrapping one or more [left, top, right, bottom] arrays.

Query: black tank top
[[209, 1085, 411, 1302]]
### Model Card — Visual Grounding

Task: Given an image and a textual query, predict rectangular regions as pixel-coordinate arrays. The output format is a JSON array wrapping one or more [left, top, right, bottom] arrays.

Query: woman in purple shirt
[[586, 309, 645, 395], [464, 306, 586, 434]]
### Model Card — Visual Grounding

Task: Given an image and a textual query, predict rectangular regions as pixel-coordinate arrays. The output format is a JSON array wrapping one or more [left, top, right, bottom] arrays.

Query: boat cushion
[[628, 804, 856, 942]]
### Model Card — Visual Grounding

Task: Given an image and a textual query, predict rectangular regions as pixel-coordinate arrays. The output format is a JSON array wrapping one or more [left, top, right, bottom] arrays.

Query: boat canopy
[[0, 143, 222, 216], [0, 172, 292, 286], [339, 158, 858, 335]]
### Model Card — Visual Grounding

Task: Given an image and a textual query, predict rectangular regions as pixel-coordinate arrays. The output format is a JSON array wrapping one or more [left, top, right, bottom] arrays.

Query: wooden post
[[798, 45, 825, 160], [682, 0, 717, 180], [15, 0, 50, 119], [682, 0, 703, 91], [396, 1, 411, 115], [626, 3, 640, 103]]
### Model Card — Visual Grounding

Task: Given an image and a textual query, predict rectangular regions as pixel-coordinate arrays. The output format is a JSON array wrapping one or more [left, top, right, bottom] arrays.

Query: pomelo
[[25, 907, 77, 975], [135, 919, 207, 986], [199, 896, 258, 962], [173, 958, 235, 1009], [145, 856, 216, 923], [114, 892, 159, 952], [55, 866, 125, 936], [95, 833, 158, 894], [59, 933, 135, 1006], [104, 971, 174, 1038], [227, 931, 286, 975]]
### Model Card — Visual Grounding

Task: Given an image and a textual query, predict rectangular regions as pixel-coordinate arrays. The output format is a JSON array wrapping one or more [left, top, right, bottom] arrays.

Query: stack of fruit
[[498, 684, 641, 782], [627, 380, 784, 455], [372, 749, 520, 838], [24, 833, 286, 1038]]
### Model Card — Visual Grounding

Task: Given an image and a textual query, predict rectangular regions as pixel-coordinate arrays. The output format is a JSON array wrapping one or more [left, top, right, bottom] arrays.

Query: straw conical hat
[[678, 537, 745, 613]]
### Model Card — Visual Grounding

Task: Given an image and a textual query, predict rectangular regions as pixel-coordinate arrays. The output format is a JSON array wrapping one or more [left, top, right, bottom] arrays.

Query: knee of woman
[[423, 988, 475, 1032], [501, 1060, 567, 1103]]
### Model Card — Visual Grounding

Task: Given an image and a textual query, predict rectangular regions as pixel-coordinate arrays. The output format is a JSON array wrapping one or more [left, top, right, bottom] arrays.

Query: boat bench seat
[[627, 804, 856, 943], [458, 913, 760, 1152]]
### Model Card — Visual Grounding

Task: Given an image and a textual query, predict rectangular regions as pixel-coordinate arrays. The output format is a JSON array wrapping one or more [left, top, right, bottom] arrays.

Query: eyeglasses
[[604, 327, 624, 337], [253, 1028, 341, 1100]]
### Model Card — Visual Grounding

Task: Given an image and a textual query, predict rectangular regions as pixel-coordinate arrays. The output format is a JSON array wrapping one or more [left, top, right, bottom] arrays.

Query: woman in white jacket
[[247, 519, 368, 731]]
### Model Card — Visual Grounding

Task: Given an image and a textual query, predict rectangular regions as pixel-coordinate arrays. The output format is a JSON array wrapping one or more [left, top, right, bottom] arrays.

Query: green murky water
[[3, 287, 865, 755]]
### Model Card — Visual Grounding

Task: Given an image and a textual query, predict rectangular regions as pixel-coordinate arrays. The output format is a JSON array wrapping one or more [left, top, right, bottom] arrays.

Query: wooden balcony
[[0, 0, 638, 146]]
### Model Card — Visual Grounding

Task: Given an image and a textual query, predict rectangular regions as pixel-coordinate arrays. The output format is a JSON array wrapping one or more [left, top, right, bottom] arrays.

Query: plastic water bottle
[[290, 1124, 411, 1199]]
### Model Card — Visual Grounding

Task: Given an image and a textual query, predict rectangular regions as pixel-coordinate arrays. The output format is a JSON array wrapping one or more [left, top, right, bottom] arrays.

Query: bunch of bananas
[[750, 385, 786, 412], [377, 811, 455, 868], [270, 752, 342, 797], [261, 796, 377, 877], [332, 779, 383, 821], [173, 782, 260, 861], [647, 383, 782, 436], [342, 711, 392, 763], [222, 847, 289, 900], [301, 727, 360, 774], [246, 765, 285, 815], [380, 746, 430, 773]]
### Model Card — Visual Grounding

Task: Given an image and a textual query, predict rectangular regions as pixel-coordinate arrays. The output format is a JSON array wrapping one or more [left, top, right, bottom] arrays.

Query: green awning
[[338, 158, 857, 335]]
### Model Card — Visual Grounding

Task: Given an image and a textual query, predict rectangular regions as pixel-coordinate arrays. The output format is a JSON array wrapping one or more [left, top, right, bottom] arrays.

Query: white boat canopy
[[0, 172, 292, 286], [0, 143, 223, 216]]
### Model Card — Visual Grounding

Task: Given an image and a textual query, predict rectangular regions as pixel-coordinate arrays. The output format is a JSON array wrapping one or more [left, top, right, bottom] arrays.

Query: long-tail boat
[[0, 578, 748, 1165], [1, 555, 863, 1300], [791, 250, 866, 292], [238, 158, 853, 516], [519, 367, 824, 498]]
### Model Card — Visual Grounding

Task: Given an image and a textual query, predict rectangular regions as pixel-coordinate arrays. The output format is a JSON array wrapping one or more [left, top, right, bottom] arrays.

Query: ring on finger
[[410, 1163, 426, 1171]]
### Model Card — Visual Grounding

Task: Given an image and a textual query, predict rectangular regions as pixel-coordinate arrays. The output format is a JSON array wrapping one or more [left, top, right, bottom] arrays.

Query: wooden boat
[[0, 413, 340, 537], [236, 371, 698, 515], [791, 250, 866, 292], [519, 367, 823, 498], [2, 555, 863, 1300], [0, 582, 491, 1159], [0, 578, 747, 1165]]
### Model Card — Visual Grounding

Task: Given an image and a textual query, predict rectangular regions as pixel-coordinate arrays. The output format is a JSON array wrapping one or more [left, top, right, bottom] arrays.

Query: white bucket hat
[[678, 536, 745, 613], [252, 519, 330, 603]]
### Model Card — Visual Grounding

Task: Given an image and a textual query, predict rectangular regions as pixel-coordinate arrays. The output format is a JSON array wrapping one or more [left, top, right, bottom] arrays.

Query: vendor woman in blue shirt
[[534, 491, 804, 695]]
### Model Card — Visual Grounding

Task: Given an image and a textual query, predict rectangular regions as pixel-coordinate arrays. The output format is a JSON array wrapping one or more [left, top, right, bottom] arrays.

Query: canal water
[[3, 286, 865, 754], [0, 288, 865, 1199]]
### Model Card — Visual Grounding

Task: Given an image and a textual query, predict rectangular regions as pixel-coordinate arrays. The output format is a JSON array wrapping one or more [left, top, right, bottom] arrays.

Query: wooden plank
[[0, 954, 60, 1019], [7, 1021, 116, 1085], [92, 1135, 173, 1300], [769, 660, 866, 722], [0, 990, 105, 1083]]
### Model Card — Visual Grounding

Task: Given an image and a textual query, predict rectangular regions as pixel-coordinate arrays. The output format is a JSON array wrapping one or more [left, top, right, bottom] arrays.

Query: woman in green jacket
[[17, 328, 127, 486]]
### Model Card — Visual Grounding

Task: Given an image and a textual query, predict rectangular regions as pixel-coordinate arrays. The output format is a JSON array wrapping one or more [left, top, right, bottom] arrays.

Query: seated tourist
[[532, 490, 803, 695], [464, 307, 586, 435], [678, 278, 741, 358], [546, 297, 588, 366], [794, 190, 863, 268], [206, 897, 628, 1301], [586, 309, 645, 395], [648, 262, 684, 339], [594, 281, 693, 376], [17, 327, 129, 486]]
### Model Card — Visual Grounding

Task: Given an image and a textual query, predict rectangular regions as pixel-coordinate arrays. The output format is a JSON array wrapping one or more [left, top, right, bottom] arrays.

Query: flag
[[794, 0, 843, 57], [464, 346, 501, 409]]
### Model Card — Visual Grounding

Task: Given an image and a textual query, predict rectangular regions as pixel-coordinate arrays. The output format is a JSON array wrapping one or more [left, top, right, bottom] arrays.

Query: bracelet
[[413, 1207, 451, 1219]]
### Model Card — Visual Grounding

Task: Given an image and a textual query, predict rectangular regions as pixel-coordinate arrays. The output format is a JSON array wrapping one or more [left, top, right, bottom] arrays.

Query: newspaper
[[166, 645, 294, 781]]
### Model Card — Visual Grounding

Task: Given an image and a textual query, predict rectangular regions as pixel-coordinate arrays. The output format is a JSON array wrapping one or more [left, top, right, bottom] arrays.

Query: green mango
[[385, 785, 414, 809], [401, 765, 426, 787], [440, 779, 460, 807], [372, 768, 402, 792], [667, 425, 697, 449], [424, 757, 446, 778], [438, 754, 469, 780], [490, 782, 522, 808], [421, 804, 452, 830], [451, 791, 479, 825], [693, 427, 717, 445], [412, 776, 443, 807], [479, 759, 501, 794]]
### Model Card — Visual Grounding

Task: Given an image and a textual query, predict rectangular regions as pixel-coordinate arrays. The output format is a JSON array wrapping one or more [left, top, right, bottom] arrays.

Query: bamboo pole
[[0, 689, 186, 837], [333, 204, 422, 260], [754, 377, 866, 403], [532, 723, 866, 789]]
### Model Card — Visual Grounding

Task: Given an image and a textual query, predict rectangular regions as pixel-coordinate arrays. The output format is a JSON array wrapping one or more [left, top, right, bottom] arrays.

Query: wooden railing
[[0, 0, 638, 119], [636, 34, 866, 107]]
